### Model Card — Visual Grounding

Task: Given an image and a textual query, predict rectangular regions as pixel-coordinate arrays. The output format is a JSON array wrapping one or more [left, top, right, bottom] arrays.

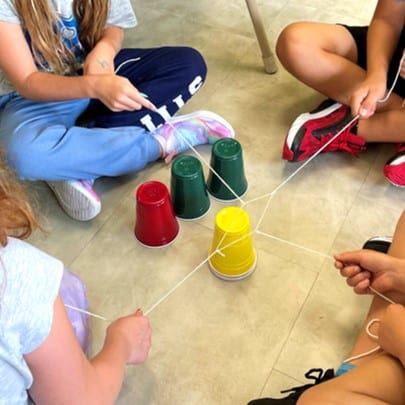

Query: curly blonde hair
[[14, 0, 109, 74], [0, 152, 40, 247]]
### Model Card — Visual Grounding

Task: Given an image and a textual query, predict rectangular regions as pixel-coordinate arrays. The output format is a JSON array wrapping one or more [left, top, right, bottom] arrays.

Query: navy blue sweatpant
[[85, 46, 208, 131]]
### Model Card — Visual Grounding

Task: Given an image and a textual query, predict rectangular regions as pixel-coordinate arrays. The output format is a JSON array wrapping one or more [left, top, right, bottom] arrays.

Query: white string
[[64, 303, 109, 322], [158, 118, 245, 204], [114, 57, 141, 74], [79, 47, 404, 327], [369, 286, 396, 304], [256, 230, 333, 259], [377, 52, 405, 104], [341, 288, 397, 363], [343, 318, 383, 363], [144, 253, 216, 316], [365, 318, 380, 340], [343, 344, 382, 363]]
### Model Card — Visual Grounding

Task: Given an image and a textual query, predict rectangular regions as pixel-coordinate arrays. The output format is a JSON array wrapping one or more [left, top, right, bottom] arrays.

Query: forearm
[[85, 26, 124, 74], [19, 71, 97, 101], [367, 19, 400, 79], [367, 1, 405, 78], [87, 338, 129, 405], [97, 26, 124, 58]]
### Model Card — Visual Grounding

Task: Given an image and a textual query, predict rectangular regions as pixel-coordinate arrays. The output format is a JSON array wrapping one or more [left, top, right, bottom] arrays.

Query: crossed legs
[[298, 211, 405, 404]]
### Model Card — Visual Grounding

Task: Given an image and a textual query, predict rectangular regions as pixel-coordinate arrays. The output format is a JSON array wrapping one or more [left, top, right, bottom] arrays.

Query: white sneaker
[[47, 180, 101, 221]]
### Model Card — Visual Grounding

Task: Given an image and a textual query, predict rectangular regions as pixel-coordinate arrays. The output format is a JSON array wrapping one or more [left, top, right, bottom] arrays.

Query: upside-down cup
[[170, 155, 210, 220], [134, 181, 179, 247], [209, 206, 257, 280], [207, 138, 248, 201]]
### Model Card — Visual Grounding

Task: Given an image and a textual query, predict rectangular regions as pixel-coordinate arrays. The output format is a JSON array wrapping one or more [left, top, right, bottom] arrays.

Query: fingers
[[107, 93, 153, 112], [334, 249, 365, 265], [93, 75, 157, 112], [356, 97, 377, 119], [334, 250, 374, 293], [351, 89, 369, 117]]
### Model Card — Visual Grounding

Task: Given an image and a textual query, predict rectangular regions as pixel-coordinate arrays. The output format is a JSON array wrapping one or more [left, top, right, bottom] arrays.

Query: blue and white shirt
[[0, 237, 64, 405]]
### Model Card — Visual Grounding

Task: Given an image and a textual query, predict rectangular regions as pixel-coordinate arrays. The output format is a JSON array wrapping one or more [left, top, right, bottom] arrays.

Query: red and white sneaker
[[383, 143, 405, 187], [282, 100, 366, 162]]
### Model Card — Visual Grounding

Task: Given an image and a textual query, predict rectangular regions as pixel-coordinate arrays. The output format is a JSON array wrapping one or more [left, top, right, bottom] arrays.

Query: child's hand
[[89, 74, 155, 112], [334, 249, 402, 296], [350, 74, 387, 118], [106, 309, 152, 365]]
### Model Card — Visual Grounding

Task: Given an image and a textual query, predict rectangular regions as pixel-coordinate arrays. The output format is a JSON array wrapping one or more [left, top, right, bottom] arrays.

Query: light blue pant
[[0, 47, 206, 182], [0, 93, 161, 181]]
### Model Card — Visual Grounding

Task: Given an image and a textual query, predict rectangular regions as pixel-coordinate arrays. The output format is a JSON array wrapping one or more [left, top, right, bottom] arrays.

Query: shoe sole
[[284, 102, 342, 159], [362, 236, 392, 253], [47, 181, 101, 221], [167, 110, 236, 139]]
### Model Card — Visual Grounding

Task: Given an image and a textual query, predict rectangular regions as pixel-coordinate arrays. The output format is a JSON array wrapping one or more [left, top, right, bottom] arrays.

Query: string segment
[[75, 53, 404, 363]]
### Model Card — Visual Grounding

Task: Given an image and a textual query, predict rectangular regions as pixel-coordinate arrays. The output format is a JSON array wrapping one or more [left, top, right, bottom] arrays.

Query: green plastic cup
[[170, 155, 211, 220], [207, 138, 248, 201]]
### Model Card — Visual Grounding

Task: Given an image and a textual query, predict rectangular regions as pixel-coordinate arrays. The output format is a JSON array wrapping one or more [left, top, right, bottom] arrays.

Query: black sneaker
[[362, 236, 392, 253], [247, 368, 335, 404]]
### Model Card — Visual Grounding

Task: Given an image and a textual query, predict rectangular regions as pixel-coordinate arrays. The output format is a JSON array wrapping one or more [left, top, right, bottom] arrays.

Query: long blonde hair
[[14, 0, 109, 74], [0, 152, 40, 247]]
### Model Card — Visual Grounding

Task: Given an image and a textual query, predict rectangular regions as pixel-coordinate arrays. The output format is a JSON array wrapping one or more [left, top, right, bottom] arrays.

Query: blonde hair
[[14, 0, 109, 74], [0, 152, 40, 247]]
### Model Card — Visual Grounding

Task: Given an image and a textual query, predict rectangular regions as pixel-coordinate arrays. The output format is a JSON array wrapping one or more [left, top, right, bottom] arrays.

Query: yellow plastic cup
[[209, 206, 257, 280]]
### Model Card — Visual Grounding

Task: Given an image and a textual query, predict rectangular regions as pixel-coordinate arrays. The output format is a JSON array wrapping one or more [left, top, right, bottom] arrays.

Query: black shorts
[[341, 24, 405, 98]]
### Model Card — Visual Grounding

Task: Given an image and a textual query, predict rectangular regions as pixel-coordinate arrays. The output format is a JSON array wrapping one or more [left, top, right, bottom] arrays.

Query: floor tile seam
[[254, 271, 321, 396], [68, 202, 121, 269]]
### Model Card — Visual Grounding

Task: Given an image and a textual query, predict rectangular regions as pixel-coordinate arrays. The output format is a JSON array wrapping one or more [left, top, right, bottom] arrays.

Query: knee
[[297, 386, 332, 405], [276, 22, 310, 67], [6, 129, 44, 180], [179, 46, 207, 81]]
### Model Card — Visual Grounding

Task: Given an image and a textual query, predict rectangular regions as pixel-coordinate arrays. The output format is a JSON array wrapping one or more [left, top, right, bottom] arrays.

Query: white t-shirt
[[0, 0, 137, 95], [0, 237, 64, 405]]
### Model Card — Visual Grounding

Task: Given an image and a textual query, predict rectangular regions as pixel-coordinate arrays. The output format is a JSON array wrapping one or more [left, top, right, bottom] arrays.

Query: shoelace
[[280, 368, 335, 398]]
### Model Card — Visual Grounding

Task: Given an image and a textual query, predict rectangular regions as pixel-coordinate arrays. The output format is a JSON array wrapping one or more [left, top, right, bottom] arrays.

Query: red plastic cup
[[134, 181, 179, 247]]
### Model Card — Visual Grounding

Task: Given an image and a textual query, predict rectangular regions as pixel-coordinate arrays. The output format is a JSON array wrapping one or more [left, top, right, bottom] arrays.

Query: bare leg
[[296, 211, 405, 403], [276, 22, 366, 104], [298, 354, 405, 404], [345, 211, 405, 365], [276, 22, 405, 143], [297, 211, 405, 404], [359, 108, 405, 143]]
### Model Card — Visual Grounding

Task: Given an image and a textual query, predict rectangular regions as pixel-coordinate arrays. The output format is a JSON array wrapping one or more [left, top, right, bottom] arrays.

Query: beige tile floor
[[27, 0, 405, 404]]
